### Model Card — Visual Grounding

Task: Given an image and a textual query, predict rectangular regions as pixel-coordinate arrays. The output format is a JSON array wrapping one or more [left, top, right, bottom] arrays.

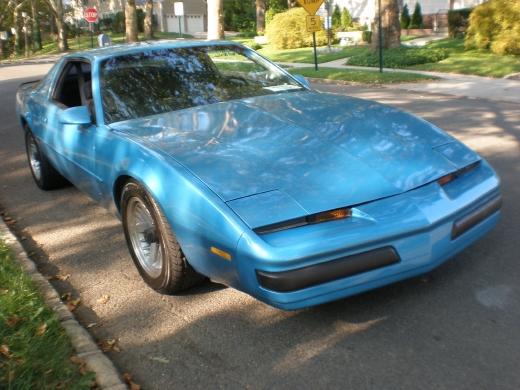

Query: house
[[330, 0, 487, 29], [67, 0, 208, 35]]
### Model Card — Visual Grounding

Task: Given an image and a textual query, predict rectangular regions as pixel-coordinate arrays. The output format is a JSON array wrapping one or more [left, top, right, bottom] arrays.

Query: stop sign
[[84, 8, 98, 23]]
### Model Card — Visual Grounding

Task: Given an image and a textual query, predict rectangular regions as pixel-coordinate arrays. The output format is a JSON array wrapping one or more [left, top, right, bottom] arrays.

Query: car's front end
[[233, 159, 500, 310]]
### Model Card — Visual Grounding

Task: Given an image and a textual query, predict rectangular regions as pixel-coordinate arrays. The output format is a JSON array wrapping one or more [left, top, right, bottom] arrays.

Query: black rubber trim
[[256, 246, 400, 292], [451, 195, 502, 239]]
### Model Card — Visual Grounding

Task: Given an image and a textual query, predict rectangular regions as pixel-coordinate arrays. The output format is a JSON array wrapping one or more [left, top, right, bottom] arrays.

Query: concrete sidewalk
[[282, 58, 520, 104]]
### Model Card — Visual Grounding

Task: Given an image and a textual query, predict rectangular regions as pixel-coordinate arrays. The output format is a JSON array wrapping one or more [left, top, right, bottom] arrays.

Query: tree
[[332, 4, 341, 29], [125, 0, 138, 42], [144, 0, 153, 39], [340, 7, 352, 30], [256, 0, 266, 33], [207, 0, 224, 39], [400, 3, 410, 29], [31, 0, 42, 50], [372, 0, 401, 50], [410, 2, 423, 28], [44, 0, 68, 51]]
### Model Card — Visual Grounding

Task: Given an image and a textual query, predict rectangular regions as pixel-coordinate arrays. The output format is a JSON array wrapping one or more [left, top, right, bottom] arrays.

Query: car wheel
[[121, 180, 205, 293], [25, 127, 67, 190]]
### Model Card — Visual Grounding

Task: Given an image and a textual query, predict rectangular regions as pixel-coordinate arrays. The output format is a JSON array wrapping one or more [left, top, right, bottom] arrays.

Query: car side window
[[53, 61, 94, 121]]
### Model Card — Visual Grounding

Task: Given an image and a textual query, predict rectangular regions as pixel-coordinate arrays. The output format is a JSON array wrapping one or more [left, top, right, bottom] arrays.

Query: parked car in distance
[[16, 41, 501, 310]]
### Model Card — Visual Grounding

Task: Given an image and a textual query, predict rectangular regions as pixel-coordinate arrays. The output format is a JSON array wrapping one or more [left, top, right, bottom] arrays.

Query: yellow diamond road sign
[[296, 0, 325, 16], [306, 15, 321, 33]]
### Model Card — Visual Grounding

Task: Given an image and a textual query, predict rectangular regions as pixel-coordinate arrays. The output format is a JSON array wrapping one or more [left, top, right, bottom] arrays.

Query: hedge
[[348, 47, 449, 68]]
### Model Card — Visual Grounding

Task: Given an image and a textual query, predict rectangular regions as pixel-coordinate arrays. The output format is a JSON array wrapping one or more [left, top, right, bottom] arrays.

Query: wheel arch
[[113, 174, 134, 214]]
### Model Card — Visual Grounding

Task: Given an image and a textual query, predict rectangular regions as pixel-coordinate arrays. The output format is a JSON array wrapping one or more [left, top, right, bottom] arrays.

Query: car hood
[[111, 91, 479, 227]]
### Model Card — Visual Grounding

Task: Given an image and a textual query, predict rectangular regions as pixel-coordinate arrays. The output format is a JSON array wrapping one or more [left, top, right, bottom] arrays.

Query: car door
[[42, 59, 101, 198]]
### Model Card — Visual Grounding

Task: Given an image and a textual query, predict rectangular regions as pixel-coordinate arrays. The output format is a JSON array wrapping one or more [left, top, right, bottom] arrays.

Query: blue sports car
[[16, 41, 501, 310]]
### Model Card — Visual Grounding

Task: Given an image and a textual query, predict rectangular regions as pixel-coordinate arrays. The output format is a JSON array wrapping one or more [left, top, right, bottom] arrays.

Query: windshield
[[100, 45, 304, 124]]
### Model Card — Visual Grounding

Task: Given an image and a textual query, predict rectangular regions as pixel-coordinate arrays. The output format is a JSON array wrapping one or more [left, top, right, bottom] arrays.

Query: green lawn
[[340, 38, 520, 78], [289, 67, 436, 84], [4, 31, 192, 60], [0, 241, 94, 389], [409, 38, 520, 78], [257, 45, 367, 64]]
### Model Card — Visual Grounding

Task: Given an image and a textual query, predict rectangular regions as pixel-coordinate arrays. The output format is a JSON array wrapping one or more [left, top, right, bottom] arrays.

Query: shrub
[[348, 47, 449, 67], [332, 4, 341, 30], [362, 30, 372, 43], [340, 7, 353, 31], [112, 11, 125, 34], [465, 0, 520, 55], [265, 8, 328, 49], [400, 4, 410, 30], [447, 8, 472, 38], [409, 3, 423, 29]]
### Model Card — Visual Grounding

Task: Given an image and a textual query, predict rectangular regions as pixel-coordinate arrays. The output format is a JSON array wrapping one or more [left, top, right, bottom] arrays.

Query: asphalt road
[[1, 64, 519, 390]]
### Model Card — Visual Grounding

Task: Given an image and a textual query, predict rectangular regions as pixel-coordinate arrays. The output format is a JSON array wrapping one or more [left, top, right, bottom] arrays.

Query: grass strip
[[0, 240, 95, 389]]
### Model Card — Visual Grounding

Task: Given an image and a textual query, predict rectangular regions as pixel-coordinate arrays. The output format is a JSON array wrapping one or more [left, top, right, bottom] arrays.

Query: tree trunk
[[13, 6, 22, 55], [372, 0, 401, 50], [144, 0, 153, 39], [207, 0, 224, 40], [31, 0, 42, 51], [54, 15, 68, 51], [125, 0, 139, 42], [449, 0, 455, 9], [256, 0, 266, 34]]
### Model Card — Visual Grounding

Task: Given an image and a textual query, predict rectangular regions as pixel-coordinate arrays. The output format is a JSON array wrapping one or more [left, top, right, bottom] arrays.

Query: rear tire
[[25, 127, 67, 190], [121, 180, 205, 293]]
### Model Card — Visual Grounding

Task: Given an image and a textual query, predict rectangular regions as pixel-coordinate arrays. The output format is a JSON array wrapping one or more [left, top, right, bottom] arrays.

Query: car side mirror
[[292, 74, 310, 89], [59, 106, 92, 125]]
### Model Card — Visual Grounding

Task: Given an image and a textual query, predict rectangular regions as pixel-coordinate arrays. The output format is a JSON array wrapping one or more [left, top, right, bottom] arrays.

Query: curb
[[0, 218, 128, 390]]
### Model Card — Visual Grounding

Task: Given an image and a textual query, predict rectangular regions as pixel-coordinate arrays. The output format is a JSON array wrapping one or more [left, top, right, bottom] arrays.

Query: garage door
[[186, 15, 204, 33], [166, 16, 182, 34]]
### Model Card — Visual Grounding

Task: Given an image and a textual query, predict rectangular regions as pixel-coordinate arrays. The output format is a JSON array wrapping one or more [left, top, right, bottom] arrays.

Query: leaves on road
[[98, 338, 121, 353], [47, 273, 71, 281], [61, 292, 81, 311], [96, 294, 110, 305], [123, 372, 141, 390]]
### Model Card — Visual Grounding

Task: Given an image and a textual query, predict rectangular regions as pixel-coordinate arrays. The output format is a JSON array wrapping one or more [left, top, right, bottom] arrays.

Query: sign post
[[297, 0, 325, 71], [174, 2, 184, 38], [84, 7, 98, 48]]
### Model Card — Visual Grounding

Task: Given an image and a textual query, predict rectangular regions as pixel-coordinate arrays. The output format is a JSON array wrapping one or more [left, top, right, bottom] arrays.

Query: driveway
[[1, 64, 519, 389]]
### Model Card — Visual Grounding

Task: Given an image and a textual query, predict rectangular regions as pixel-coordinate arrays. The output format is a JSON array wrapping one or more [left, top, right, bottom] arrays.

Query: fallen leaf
[[5, 315, 21, 327], [96, 294, 110, 304], [48, 273, 71, 281], [0, 289, 8, 295], [36, 323, 48, 336], [149, 356, 170, 364], [61, 292, 72, 301], [0, 344, 11, 358], [70, 355, 87, 375], [98, 339, 121, 353], [123, 373, 141, 390], [66, 298, 81, 312]]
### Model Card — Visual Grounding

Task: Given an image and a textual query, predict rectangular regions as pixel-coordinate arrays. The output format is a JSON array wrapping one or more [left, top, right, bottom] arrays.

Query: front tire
[[121, 181, 204, 293], [25, 128, 67, 190]]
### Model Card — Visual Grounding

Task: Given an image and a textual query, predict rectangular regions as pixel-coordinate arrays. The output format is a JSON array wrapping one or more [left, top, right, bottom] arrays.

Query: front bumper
[[234, 160, 501, 310]]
